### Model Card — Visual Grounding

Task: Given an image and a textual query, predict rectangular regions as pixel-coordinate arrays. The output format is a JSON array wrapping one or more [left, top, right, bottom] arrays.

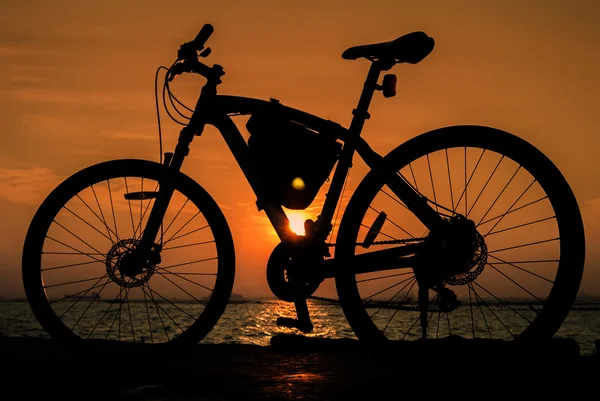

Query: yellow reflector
[[291, 177, 305, 190]]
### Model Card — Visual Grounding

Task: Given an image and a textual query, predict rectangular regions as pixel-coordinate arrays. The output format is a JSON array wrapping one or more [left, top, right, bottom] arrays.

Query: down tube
[[208, 114, 295, 242]]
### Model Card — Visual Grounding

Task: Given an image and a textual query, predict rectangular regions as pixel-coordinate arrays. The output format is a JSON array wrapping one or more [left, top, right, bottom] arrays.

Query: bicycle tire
[[335, 125, 585, 343], [22, 159, 235, 358]]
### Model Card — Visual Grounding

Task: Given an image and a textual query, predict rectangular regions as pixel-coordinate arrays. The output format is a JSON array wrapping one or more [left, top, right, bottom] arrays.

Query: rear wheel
[[335, 126, 585, 343], [22, 159, 235, 357]]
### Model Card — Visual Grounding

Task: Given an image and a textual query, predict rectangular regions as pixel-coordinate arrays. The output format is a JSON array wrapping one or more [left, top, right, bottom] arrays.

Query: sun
[[287, 211, 307, 235]]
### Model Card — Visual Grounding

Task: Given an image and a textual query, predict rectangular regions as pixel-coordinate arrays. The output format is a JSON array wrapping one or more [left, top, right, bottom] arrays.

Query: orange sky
[[1, 0, 599, 298]]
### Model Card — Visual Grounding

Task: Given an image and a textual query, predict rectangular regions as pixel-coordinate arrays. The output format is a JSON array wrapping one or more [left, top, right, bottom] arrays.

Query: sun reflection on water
[[224, 299, 352, 346]]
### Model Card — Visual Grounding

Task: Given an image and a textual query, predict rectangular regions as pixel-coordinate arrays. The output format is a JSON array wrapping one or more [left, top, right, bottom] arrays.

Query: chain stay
[[311, 236, 426, 305]]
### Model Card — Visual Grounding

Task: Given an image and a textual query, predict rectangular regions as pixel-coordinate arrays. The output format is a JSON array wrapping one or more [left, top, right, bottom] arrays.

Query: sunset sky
[[1, 0, 599, 298]]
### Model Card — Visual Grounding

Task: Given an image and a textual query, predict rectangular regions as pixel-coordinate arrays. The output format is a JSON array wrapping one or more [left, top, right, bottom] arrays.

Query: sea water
[[0, 299, 597, 356]]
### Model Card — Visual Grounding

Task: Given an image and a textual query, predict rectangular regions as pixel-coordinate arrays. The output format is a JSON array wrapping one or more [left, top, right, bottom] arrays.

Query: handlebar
[[168, 24, 224, 82], [193, 24, 213, 51], [177, 23, 214, 60]]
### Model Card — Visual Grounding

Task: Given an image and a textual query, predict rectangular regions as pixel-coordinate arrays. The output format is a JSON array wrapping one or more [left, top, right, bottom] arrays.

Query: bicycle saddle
[[342, 31, 434, 64]]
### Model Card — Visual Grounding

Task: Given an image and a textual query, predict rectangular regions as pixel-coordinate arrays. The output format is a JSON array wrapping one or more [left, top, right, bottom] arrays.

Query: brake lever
[[167, 61, 193, 82], [177, 41, 197, 61]]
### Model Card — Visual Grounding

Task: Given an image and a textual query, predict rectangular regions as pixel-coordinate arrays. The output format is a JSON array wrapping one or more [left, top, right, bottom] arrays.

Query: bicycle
[[22, 24, 585, 358]]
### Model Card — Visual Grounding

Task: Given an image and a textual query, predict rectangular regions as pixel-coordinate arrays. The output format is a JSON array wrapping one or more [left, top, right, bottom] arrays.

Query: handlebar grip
[[193, 24, 214, 50]]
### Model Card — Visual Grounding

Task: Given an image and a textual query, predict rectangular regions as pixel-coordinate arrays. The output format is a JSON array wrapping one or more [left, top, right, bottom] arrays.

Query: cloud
[[0, 167, 62, 205]]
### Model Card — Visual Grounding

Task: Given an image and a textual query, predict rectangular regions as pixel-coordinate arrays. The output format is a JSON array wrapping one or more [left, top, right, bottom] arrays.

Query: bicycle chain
[[326, 236, 426, 248], [309, 237, 427, 305]]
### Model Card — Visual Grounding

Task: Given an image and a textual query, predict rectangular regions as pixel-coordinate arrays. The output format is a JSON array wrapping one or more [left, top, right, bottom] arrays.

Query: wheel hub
[[105, 239, 160, 288], [420, 215, 487, 286]]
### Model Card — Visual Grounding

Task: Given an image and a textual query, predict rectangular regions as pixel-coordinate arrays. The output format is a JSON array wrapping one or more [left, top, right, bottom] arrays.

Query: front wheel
[[335, 126, 585, 343], [22, 159, 235, 357]]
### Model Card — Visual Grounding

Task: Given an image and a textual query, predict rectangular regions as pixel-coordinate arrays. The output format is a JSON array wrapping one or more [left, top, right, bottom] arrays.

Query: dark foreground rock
[[0, 335, 597, 400]]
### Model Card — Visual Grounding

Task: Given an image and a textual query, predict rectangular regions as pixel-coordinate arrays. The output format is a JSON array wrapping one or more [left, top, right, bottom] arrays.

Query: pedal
[[362, 211, 387, 248], [276, 317, 314, 333]]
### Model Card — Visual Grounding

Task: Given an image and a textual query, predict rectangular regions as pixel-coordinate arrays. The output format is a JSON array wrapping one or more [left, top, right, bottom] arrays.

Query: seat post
[[348, 61, 383, 137]]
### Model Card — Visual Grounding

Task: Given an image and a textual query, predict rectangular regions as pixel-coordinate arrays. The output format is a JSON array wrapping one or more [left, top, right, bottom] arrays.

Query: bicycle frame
[[137, 61, 447, 280]]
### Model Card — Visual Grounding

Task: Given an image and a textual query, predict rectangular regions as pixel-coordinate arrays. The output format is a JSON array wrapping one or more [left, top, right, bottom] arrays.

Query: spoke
[[156, 271, 209, 306], [43, 251, 104, 256], [117, 289, 126, 341], [142, 282, 154, 344], [43, 259, 103, 272], [482, 178, 536, 236], [479, 195, 547, 227], [469, 283, 493, 339], [370, 277, 416, 320], [107, 179, 119, 240], [88, 285, 125, 338], [486, 262, 549, 302], [361, 275, 414, 302], [382, 218, 414, 239], [162, 198, 190, 238], [64, 205, 114, 244], [360, 223, 395, 241], [470, 283, 510, 338], [58, 276, 110, 322], [477, 166, 521, 226], [436, 303, 441, 339], [89, 186, 118, 242], [455, 149, 485, 215], [380, 188, 409, 211], [162, 240, 215, 251], [50, 280, 110, 305], [45, 236, 105, 263], [485, 216, 555, 237], [162, 211, 202, 246], [469, 284, 475, 338], [487, 256, 558, 283], [52, 220, 106, 257], [141, 283, 170, 341], [408, 163, 418, 191], [125, 289, 136, 341], [156, 266, 215, 294], [402, 314, 421, 341], [445, 149, 455, 211], [357, 271, 413, 284], [370, 205, 414, 238], [487, 255, 558, 284], [163, 224, 210, 245], [69, 284, 107, 332], [467, 155, 504, 218], [426, 154, 438, 213], [105, 287, 127, 340], [44, 275, 108, 289], [446, 311, 451, 336], [157, 256, 218, 271], [160, 271, 217, 277], [381, 279, 417, 333], [488, 237, 559, 254], [471, 281, 532, 324], [139, 178, 143, 239], [143, 283, 197, 322]]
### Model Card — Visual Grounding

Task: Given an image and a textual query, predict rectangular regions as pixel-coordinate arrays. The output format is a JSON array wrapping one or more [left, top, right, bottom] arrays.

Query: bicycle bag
[[247, 112, 342, 210]]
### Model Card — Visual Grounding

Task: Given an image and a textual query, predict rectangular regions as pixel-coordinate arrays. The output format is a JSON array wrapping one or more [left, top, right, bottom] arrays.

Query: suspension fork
[[136, 125, 197, 256], [136, 79, 218, 257]]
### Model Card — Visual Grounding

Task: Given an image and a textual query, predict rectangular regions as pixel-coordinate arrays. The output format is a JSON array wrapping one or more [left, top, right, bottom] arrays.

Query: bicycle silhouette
[[22, 24, 585, 357]]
